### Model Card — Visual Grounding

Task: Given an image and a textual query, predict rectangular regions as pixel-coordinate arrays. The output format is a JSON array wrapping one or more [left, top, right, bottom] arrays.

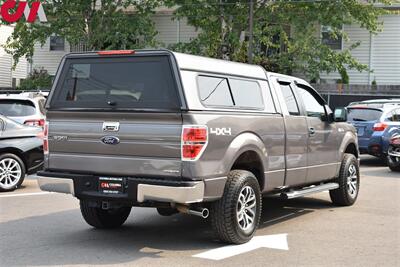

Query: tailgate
[[47, 112, 182, 177]]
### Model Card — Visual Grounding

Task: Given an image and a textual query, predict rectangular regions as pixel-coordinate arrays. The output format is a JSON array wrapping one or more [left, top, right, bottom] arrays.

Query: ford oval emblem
[[101, 136, 120, 145]]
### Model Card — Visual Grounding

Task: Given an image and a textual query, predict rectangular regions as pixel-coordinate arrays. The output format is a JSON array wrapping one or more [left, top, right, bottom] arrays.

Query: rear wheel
[[330, 153, 360, 206], [80, 200, 131, 228], [210, 170, 262, 244], [0, 153, 26, 192]]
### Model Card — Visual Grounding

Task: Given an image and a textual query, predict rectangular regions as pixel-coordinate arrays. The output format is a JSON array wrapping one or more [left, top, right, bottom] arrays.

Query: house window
[[50, 36, 65, 51], [321, 26, 342, 50]]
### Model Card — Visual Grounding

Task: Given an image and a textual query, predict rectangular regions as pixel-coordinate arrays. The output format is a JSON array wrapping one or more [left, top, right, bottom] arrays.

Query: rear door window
[[51, 56, 180, 110], [0, 100, 36, 116], [279, 83, 300, 115], [347, 108, 382, 122]]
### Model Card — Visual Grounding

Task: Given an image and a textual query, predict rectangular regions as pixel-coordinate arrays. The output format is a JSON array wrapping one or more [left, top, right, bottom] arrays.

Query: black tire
[[0, 153, 26, 192], [387, 153, 400, 172], [210, 170, 262, 244], [329, 153, 360, 206], [80, 200, 131, 229], [156, 207, 178, 216]]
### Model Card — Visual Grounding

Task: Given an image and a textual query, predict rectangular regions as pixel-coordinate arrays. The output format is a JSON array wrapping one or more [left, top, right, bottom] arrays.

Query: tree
[[2, 0, 162, 67], [167, 0, 392, 82], [18, 68, 52, 90]]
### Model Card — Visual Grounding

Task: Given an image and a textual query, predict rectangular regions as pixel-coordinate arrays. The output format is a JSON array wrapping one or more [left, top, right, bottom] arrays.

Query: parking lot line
[[193, 233, 289, 260], [0, 192, 53, 198]]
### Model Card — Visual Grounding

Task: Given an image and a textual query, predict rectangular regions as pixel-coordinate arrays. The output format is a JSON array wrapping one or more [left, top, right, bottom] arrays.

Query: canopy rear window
[[50, 56, 180, 110]]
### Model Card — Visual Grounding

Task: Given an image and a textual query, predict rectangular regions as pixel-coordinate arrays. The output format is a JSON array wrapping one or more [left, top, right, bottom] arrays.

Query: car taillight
[[372, 123, 388, 132], [43, 122, 49, 155], [181, 125, 208, 161], [24, 119, 45, 127]]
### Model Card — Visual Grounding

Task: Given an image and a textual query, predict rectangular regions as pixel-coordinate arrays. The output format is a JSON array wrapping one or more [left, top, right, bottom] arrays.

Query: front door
[[294, 84, 339, 183]]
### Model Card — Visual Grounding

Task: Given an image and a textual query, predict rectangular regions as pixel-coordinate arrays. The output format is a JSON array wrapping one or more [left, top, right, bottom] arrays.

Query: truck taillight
[[43, 122, 49, 155], [24, 119, 45, 127], [181, 125, 208, 161], [372, 123, 388, 132]]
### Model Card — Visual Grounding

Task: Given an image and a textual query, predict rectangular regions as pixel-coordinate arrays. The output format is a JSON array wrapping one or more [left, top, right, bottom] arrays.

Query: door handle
[[308, 127, 316, 137]]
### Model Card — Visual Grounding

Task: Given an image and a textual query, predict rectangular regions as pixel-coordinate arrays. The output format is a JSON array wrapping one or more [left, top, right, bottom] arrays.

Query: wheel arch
[[226, 132, 267, 190], [0, 148, 27, 171]]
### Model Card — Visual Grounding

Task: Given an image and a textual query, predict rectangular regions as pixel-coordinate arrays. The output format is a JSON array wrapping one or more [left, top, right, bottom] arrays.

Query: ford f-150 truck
[[37, 49, 360, 244]]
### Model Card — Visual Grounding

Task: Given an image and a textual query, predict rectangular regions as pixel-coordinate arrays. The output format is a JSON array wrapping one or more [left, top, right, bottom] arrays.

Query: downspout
[[177, 18, 180, 43], [368, 31, 373, 85]]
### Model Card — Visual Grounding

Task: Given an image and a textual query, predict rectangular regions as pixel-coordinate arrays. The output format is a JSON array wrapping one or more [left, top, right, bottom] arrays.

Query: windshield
[[0, 100, 36, 117], [347, 108, 382, 122], [51, 55, 180, 110]]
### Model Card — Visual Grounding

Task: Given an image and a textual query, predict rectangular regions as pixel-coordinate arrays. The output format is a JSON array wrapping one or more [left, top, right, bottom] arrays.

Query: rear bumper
[[36, 171, 224, 204], [37, 176, 75, 195]]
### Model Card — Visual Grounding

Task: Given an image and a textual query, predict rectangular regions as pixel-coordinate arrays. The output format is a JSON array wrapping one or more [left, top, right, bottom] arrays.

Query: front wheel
[[0, 153, 26, 192], [330, 153, 360, 206], [80, 200, 131, 229], [210, 170, 262, 244]]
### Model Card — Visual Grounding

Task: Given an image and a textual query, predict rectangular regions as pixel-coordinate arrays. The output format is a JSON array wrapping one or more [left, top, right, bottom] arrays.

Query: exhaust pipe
[[176, 204, 209, 219]]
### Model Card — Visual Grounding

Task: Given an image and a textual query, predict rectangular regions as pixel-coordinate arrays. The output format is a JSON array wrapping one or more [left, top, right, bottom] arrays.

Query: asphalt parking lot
[[0, 156, 399, 267]]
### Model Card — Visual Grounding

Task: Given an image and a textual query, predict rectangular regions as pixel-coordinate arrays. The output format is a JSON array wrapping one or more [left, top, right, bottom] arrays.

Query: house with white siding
[[0, 25, 29, 88], [319, 13, 400, 85], [0, 6, 399, 88]]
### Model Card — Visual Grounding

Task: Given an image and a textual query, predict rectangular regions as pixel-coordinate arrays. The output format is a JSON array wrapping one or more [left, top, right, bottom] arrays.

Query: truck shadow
[[259, 196, 333, 228], [1, 196, 336, 266]]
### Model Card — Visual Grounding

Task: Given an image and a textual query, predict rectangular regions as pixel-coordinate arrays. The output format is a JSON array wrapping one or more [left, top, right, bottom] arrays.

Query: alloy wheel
[[0, 158, 22, 189], [237, 186, 257, 233]]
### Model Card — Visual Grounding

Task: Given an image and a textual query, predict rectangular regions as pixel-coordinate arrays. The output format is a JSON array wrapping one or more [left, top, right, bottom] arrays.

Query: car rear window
[[0, 100, 36, 116], [347, 108, 382, 122], [50, 56, 180, 110]]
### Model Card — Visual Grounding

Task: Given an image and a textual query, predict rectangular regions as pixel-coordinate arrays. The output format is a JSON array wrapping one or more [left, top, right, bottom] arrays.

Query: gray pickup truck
[[37, 49, 360, 244]]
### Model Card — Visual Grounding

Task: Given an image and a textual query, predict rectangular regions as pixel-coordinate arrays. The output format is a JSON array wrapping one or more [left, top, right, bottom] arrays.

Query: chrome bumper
[[137, 182, 204, 203], [37, 177, 75, 195], [37, 176, 205, 204]]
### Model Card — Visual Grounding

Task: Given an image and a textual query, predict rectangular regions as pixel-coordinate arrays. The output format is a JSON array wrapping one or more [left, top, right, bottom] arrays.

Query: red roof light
[[97, 50, 135, 55]]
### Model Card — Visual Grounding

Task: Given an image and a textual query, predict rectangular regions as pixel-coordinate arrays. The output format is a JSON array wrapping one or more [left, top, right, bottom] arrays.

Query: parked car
[[0, 115, 44, 192], [37, 50, 359, 244], [387, 127, 400, 172], [348, 98, 400, 108], [346, 104, 400, 159], [0, 92, 46, 127]]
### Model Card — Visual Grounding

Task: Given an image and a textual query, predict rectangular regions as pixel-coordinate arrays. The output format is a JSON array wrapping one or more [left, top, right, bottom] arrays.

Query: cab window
[[296, 85, 325, 119], [279, 83, 300, 116]]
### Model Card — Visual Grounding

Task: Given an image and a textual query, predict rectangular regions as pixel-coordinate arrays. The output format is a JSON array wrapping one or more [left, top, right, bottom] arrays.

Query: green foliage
[[18, 68, 52, 90], [2, 0, 162, 67], [166, 0, 392, 81]]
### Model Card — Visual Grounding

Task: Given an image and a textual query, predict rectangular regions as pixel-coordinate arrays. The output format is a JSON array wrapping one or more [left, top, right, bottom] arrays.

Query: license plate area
[[357, 127, 364, 136], [98, 177, 125, 194]]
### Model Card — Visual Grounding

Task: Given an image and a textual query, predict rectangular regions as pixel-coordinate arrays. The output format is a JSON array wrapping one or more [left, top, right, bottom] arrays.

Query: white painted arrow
[[193, 234, 288, 261]]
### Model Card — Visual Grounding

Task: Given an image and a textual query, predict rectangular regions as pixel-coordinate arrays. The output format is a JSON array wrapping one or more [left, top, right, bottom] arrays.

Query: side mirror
[[334, 107, 347, 122]]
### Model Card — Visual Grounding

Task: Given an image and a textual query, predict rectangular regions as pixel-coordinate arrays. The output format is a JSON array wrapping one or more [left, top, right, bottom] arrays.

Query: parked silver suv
[[37, 50, 360, 244]]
